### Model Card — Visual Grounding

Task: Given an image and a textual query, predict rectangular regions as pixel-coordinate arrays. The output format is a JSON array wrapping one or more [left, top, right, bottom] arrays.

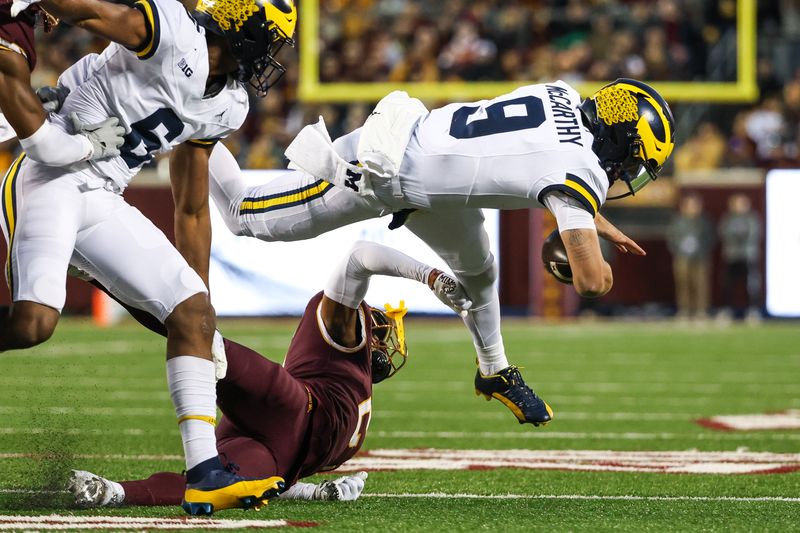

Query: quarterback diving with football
[[206, 78, 675, 429]]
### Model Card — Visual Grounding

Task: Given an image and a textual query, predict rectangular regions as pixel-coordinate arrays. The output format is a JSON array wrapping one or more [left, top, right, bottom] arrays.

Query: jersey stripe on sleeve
[[131, 0, 161, 60], [564, 174, 600, 214], [186, 138, 220, 147], [537, 173, 601, 216]]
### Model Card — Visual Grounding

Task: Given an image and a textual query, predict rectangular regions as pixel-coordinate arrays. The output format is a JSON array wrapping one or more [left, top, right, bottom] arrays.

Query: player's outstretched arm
[[542, 191, 613, 298], [0, 52, 118, 164], [170, 143, 214, 287], [560, 228, 613, 298], [595, 212, 646, 255], [0, 51, 46, 139], [321, 240, 469, 346], [35, 0, 147, 50]]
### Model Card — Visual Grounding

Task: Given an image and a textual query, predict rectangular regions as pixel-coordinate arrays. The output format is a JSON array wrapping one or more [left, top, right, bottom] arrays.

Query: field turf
[[0, 317, 798, 531]]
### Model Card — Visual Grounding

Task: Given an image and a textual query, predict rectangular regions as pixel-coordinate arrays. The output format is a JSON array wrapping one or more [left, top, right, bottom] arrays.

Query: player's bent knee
[[165, 293, 215, 341], [455, 260, 498, 307], [6, 303, 59, 348]]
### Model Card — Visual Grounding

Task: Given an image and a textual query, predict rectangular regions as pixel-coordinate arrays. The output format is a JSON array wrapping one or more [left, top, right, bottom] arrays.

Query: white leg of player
[[72, 189, 218, 473], [404, 209, 510, 375]]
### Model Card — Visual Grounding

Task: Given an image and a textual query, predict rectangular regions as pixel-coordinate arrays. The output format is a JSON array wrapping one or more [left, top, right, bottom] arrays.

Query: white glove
[[37, 86, 70, 114], [211, 330, 228, 381], [11, 0, 41, 17], [279, 472, 369, 502], [431, 271, 472, 317], [69, 112, 125, 161], [314, 472, 368, 501]]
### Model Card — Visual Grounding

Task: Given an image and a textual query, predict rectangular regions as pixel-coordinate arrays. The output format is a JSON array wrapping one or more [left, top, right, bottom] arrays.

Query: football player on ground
[[66, 241, 461, 509], [1, 0, 297, 515], [206, 79, 675, 429], [0, 1, 123, 162]]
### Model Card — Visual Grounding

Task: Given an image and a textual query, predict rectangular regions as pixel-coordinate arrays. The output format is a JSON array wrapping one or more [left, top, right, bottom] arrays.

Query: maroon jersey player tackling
[[67, 241, 466, 507]]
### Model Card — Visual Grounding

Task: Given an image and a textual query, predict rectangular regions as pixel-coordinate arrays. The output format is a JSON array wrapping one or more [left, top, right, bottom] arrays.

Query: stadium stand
[[1, 0, 796, 171]]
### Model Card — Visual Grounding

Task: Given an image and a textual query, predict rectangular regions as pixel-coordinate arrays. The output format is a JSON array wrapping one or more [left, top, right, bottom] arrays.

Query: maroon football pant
[[121, 339, 312, 506]]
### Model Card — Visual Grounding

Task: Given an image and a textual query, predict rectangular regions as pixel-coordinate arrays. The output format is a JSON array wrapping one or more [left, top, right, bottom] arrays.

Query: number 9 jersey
[[403, 80, 607, 217], [46, 0, 249, 192]]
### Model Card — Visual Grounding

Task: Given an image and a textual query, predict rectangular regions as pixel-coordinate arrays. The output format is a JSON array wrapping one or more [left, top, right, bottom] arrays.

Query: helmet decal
[[194, 0, 296, 96], [594, 85, 639, 126], [638, 99, 666, 143], [271, 0, 294, 14], [580, 78, 675, 199], [196, 0, 261, 33]]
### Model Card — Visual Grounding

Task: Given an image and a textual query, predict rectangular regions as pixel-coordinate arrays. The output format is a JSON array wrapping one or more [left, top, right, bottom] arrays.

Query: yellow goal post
[[298, 0, 757, 103]]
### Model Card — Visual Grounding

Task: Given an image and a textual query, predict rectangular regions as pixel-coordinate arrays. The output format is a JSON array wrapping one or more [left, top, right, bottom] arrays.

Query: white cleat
[[67, 470, 125, 508]]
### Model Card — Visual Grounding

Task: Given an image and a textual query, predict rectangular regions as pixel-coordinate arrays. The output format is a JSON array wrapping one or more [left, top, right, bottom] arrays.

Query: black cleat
[[475, 366, 553, 426]]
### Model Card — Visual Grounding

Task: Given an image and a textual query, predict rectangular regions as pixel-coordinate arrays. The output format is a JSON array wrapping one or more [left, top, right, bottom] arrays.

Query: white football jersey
[[46, 0, 249, 191], [0, 112, 13, 143], [402, 81, 607, 215]]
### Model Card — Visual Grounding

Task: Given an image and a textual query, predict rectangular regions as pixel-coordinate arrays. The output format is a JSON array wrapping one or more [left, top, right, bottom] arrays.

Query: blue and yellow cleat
[[475, 366, 553, 426], [182, 469, 284, 516]]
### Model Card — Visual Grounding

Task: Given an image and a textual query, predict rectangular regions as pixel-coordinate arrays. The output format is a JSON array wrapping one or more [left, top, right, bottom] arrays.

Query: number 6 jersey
[[400, 80, 608, 216], [45, 0, 248, 192]]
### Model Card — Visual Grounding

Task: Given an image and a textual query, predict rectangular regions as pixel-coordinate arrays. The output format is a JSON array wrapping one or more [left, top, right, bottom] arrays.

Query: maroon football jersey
[[0, 3, 37, 70], [119, 293, 377, 504], [285, 291, 374, 479]]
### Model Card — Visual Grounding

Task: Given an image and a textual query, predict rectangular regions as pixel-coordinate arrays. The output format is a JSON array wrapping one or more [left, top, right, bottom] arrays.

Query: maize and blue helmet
[[580, 79, 676, 198]]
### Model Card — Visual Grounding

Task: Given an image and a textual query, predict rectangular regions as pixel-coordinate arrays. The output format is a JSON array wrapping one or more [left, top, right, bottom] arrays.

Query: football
[[541, 229, 573, 284]]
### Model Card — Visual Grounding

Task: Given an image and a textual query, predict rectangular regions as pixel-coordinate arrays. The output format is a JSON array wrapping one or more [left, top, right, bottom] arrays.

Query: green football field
[[0, 318, 798, 531]]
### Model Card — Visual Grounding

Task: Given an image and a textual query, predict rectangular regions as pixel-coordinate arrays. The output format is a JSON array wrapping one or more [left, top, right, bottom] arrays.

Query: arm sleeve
[[18, 119, 94, 166], [324, 240, 434, 309], [541, 191, 597, 232]]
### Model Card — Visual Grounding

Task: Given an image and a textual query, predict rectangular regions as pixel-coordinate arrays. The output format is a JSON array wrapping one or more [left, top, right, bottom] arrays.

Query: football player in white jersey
[[207, 79, 675, 428], [2, 0, 297, 516]]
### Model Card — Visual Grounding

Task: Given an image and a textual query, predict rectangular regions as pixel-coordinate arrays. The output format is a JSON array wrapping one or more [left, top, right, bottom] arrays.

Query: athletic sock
[[166, 356, 222, 482], [477, 341, 509, 376]]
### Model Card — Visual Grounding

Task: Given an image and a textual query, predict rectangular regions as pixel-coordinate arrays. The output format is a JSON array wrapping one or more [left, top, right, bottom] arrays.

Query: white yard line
[[0, 515, 297, 530], [0, 427, 798, 441], [362, 493, 800, 503], [374, 410, 695, 421], [0, 341, 158, 359], [386, 381, 800, 394], [0, 453, 183, 461], [1, 490, 795, 505], [369, 430, 800, 441], [0, 405, 697, 422]]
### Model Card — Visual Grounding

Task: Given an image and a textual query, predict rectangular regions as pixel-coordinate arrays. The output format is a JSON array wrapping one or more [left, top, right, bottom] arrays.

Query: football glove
[[314, 472, 368, 501], [36, 86, 70, 114], [70, 112, 125, 161], [431, 271, 472, 317], [211, 330, 228, 381], [279, 472, 368, 502]]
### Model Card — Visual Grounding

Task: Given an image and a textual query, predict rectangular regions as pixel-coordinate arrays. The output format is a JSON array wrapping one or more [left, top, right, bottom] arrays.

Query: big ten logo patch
[[178, 58, 194, 78]]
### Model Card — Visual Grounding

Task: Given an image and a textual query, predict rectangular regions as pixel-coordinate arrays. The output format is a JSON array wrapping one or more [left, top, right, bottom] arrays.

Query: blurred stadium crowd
[[0, 0, 798, 173]]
